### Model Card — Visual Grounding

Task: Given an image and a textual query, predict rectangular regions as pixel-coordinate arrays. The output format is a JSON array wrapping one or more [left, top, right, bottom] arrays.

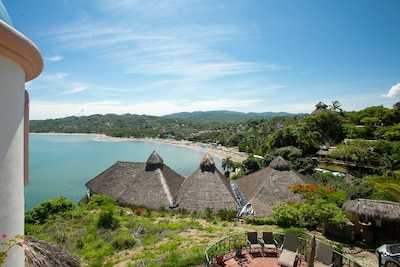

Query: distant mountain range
[[163, 110, 301, 124]]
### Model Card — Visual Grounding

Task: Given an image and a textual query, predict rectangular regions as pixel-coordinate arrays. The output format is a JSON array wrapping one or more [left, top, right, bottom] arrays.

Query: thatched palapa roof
[[269, 156, 291, 171], [343, 198, 400, 222], [85, 151, 185, 209], [25, 236, 81, 267], [175, 154, 238, 213], [236, 156, 316, 217], [146, 151, 164, 168], [315, 145, 330, 156], [311, 101, 328, 115]]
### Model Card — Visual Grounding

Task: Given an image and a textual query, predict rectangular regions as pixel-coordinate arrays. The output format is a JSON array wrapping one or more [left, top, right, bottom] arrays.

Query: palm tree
[[329, 100, 342, 112], [379, 154, 400, 179], [221, 157, 234, 177]]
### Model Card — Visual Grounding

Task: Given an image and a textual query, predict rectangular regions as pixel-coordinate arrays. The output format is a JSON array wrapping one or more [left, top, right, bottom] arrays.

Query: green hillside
[[163, 110, 297, 123]]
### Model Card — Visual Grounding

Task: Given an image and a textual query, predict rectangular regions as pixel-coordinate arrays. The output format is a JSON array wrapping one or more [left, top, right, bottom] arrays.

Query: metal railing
[[204, 232, 248, 265], [204, 231, 362, 267]]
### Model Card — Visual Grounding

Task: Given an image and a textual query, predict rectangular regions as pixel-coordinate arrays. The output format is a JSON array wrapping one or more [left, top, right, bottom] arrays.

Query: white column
[[0, 18, 43, 266], [0, 55, 25, 267]]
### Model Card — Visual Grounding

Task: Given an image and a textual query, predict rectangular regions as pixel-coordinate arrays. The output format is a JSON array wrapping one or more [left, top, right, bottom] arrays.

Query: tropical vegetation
[[25, 195, 284, 267], [25, 101, 400, 265]]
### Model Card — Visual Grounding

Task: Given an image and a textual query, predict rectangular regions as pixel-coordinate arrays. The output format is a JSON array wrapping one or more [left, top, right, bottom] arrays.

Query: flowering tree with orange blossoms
[[288, 183, 346, 206]]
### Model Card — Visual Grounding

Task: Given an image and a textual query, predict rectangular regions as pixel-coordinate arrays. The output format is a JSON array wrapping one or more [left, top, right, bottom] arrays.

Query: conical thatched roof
[[343, 198, 400, 222], [85, 151, 185, 209], [236, 156, 315, 217], [175, 154, 238, 213], [269, 156, 290, 171], [25, 236, 81, 267], [311, 101, 328, 115], [200, 154, 216, 171], [146, 150, 164, 167]]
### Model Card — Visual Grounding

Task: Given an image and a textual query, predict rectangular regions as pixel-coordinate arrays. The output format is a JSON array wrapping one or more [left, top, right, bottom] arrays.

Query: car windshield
[[389, 244, 400, 254]]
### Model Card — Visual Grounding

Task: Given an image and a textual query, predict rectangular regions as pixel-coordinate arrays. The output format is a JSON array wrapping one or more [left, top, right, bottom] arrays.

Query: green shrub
[[284, 227, 308, 239], [345, 179, 373, 199], [158, 206, 166, 217], [245, 216, 275, 225], [217, 208, 237, 221], [145, 208, 152, 218], [85, 194, 117, 209], [160, 248, 205, 267], [273, 202, 300, 227], [190, 210, 199, 220], [25, 196, 75, 224], [97, 210, 119, 230], [142, 232, 159, 246], [177, 207, 188, 217], [75, 238, 84, 249], [111, 233, 136, 250], [230, 173, 244, 180], [80, 238, 115, 265], [365, 175, 400, 201], [204, 207, 213, 221]]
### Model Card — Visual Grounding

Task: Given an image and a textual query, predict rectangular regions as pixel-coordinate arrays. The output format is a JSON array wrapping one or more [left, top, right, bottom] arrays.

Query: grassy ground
[[25, 195, 378, 267], [25, 196, 283, 267]]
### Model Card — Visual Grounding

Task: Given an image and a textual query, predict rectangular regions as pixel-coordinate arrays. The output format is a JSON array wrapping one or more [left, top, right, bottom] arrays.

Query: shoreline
[[99, 135, 248, 163], [30, 133, 248, 163]]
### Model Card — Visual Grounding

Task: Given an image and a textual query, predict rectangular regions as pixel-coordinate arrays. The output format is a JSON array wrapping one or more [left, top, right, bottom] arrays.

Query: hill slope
[[163, 110, 298, 124]]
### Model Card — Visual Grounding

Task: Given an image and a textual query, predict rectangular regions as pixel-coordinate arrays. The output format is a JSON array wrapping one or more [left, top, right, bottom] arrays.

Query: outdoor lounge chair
[[278, 249, 298, 267], [260, 231, 278, 252], [314, 242, 334, 267], [280, 233, 298, 252], [278, 233, 299, 267], [246, 231, 262, 254]]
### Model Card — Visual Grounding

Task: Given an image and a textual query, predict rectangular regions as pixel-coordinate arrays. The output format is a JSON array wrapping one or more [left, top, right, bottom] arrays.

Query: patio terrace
[[205, 232, 362, 267]]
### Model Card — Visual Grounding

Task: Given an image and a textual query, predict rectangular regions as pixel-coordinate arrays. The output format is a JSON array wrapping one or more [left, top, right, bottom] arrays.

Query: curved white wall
[[0, 55, 26, 267], [0, 19, 43, 267]]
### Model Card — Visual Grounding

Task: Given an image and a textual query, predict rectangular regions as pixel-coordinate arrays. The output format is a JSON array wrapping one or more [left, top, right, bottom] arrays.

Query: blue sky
[[3, 0, 400, 119]]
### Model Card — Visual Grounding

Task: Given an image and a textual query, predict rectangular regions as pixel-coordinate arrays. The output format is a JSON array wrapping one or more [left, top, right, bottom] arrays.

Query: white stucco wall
[[0, 54, 26, 266]]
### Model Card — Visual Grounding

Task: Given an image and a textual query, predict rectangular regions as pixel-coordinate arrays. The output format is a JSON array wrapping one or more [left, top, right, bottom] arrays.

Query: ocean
[[25, 134, 222, 211]]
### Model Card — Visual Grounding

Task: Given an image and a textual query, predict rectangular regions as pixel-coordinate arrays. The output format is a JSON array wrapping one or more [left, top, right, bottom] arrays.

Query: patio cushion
[[278, 249, 297, 267]]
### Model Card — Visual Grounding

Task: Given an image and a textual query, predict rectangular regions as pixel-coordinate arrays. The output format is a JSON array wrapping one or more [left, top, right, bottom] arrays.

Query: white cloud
[[30, 100, 125, 120], [44, 55, 63, 61], [99, 0, 195, 19], [61, 86, 89, 95], [381, 83, 400, 97], [41, 8, 283, 83], [30, 1, 293, 118], [41, 72, 68, 81]]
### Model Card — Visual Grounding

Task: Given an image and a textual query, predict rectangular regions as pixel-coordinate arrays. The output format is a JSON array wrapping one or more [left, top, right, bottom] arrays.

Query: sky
[[2, 0, 400, 120]]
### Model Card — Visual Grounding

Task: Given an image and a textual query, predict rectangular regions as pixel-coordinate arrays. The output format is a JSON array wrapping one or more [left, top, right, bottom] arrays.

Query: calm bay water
[[25, 134, 221, 211]]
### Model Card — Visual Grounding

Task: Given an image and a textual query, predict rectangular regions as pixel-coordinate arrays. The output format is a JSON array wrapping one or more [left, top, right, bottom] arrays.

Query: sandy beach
[[96, 134, 248, 163], [31, 133, 248, 162]]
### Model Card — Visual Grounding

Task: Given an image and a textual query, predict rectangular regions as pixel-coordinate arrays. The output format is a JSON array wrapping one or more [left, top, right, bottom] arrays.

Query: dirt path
[[344, 250, 378, 267]]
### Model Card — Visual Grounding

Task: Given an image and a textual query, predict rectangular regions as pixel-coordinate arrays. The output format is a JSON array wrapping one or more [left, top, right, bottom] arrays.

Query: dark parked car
[[376, 243, 400, 267]]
